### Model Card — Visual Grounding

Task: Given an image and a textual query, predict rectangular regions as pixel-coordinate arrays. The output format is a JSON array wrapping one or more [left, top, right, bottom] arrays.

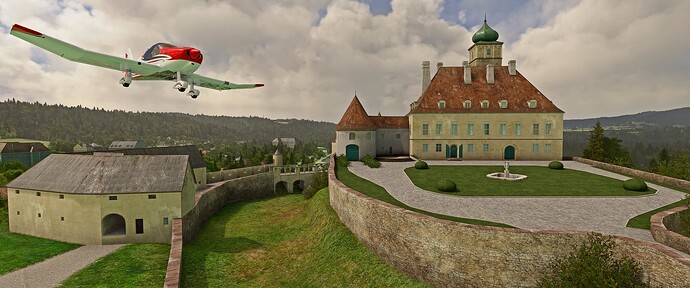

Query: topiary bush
[[437, 179, 457, 192], [548, 161, 564, 170], [415, 161, 429, 170], [623, 179, 648, 192], [361, 155, 381, 168]]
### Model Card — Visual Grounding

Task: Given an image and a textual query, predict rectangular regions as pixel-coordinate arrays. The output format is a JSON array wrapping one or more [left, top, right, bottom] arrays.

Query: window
[[467, 124, 474, 136], [15, 190, 19, 194], [422, 124, 429, 135], [515, 123, 522, 136], [435, 144, 442, 152], [463, 100, 471, 109], [109, 196, 118, 201], [533, 144, 539, 153], [61, 217, 64, 222], [528, 100, 537, 109], [499, 100, 508, 109], [467, 144, 474, 152], [136, 219, 144, 234], [396, 133, 401, 139], [366, 132, 371, 140], [500, 123, 507, 136], [17, 211, 20, 215], [164, 217, 169, 225], [545, 123, 553, 135], [487, 47, 492, 56], [545, 144, 553, 153], [451, 123, 458, 136], [59, 194, 64, 199], [435, 123, 442, 135], [348, 133, 355, 140], [148, 194, 157, 199], [533, 124, 540, 135], [438, 100, 446, 109], [481, 100, 489, 109], [483, 144, 490, 152], [483, 123, 490, 135], [36, 192, 41, 197], [422, 144, 429, 152]]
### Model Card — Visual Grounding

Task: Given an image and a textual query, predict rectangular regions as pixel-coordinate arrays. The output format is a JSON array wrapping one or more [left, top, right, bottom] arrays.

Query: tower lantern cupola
[[468, 17, 503, 67]]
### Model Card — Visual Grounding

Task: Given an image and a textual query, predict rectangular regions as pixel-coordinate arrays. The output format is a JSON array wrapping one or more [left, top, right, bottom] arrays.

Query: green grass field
[[0, 198, 80, 275], [180, 190, 429, 287], [336, 164, 512, 228], [59, 244, 169, 287], [404, 166, 655, 197]]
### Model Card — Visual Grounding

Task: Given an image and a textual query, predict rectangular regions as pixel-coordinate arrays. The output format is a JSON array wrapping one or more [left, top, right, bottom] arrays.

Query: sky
[[0, 0, 688, 123]]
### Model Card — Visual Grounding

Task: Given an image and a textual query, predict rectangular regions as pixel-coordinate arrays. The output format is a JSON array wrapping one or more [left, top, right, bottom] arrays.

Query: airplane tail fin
[[125, 48, 133, 60]]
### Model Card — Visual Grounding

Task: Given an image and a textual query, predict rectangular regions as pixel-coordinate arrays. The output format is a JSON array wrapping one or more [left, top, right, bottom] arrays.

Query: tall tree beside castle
[[583, 122, 605, 161]]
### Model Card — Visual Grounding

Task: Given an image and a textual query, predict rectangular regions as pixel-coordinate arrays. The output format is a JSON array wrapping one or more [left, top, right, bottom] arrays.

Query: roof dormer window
[[528, 100, 537, 109], [481, 100, 489, 109], [463, 100, 471, 109], [499, 100, 508, 109], [438, 100, 446, 109]]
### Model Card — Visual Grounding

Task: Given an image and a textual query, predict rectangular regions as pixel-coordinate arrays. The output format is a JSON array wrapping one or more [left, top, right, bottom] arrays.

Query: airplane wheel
[[191, 95, 198, 99], [123, 83, 130, 87], [178, 88, 186, 92]]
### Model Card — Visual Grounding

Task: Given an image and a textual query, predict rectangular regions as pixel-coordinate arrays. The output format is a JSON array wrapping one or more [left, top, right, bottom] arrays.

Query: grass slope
[[405, 166, 655, 196], [181, 190, 428, 287], [625, 182, 690, 230], [59, 244, 169, 287], [0, 198, 80, 275], [336, 164, 513, 228]]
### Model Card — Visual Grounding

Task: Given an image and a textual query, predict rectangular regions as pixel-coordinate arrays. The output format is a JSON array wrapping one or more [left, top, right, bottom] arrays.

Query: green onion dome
[[472, 20, 499, 43]]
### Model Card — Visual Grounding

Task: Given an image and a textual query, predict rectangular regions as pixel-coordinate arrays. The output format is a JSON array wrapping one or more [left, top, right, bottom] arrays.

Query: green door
[[458, 145, 463, 158], [449, 145, 458, 158], [504, 146, 515, 160], [346, 144, 359, 161]]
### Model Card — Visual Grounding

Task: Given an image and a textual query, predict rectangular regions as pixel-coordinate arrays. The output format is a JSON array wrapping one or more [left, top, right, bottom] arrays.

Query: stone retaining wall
[[164, 218, 183, 288], [329, 157, 690, 287], [651, 206, 690, 255], [206, 165, 273, 184], [573, 157, 690, 190]]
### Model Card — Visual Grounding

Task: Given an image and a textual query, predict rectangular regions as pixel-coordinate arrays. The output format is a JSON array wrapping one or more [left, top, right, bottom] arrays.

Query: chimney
[[409, 101, 419, 112], [486, 64, 494, 84], [436, 61, 443, 73], [508, 60, 516, 76], [422, 61, 431, 94], [463, 61, 471, 84]]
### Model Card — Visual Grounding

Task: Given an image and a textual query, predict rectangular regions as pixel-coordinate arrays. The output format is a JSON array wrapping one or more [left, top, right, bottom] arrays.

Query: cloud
[[0, 0, 688, 123]]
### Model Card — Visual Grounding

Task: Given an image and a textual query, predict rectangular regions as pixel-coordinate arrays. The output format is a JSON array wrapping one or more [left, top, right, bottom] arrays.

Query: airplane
[[9, 24, 264, 99]]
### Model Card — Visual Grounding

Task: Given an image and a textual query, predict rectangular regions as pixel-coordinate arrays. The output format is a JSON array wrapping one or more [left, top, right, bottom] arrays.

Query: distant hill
[[564, 107, 690, 129], [0, 99, 335, 147]]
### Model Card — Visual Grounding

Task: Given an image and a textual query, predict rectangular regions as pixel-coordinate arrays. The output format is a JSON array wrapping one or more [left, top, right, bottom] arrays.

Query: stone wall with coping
[[329, 156, 690, 287], [164, 218, 183, 288], [651, 206, 690, 255], [206, 165, 273, 184], [573, 157, 690, 190]]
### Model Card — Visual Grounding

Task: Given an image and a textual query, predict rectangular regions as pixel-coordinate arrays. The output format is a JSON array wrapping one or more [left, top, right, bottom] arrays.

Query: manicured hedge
[[415, 161, 429, 170], [361, 155, 381, 168], [548, 161, 564, 170], [623, 179, 648, 192], [437, 179, 457, 192]]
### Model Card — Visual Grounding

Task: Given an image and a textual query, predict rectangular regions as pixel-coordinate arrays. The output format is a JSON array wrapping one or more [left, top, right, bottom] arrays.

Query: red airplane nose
[[188, 48, 201, 59]]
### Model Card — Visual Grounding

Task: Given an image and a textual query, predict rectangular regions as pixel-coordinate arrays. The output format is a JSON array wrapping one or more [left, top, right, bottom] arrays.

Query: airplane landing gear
[[120, 70, 132, 87]]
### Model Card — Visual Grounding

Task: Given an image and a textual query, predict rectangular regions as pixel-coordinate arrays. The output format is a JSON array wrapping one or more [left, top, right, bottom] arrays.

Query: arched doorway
[[102, 214, 126, 236], [346, 144, 359, 161], [504, 146, 516, 160]]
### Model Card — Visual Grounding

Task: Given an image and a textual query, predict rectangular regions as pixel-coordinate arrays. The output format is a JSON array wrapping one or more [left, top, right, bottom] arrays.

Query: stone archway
[[102, 214, 126, 236], [275, 181, 289, 194], [293, 180, 305, 193]]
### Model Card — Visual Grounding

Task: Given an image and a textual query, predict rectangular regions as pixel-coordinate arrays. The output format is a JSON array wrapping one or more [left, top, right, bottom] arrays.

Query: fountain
[[486, 162, 527, 181]]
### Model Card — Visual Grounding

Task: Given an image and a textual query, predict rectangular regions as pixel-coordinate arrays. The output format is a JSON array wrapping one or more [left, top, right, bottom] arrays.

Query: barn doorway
[[102, 214, 126, 236]]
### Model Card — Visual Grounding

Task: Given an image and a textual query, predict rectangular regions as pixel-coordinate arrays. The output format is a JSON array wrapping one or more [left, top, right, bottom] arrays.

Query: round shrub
[[548, 161, 564, 170], [437, 179, 457, 192], [623, 179, 648, 192], [415, 161, 428, 170]]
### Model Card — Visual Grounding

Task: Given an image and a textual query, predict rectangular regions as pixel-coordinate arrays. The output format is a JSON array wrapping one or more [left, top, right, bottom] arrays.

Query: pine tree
[[583, 121, 606, 161]]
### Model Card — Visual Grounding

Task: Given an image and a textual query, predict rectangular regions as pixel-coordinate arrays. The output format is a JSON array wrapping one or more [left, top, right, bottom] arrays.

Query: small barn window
[[136, 219, 144, 234], [17, 211, 20, 215], [36, 192, 41, 196], [164, 217, 169, 225], [499, 100, 508, 109], [38, 213, 41, 218], [481, 100, 489, 109], [148, 194, 157, 199], [109, 196, 118, 201], [15, 190, 19, 194], [59, 194, 64, 199], [61, 217, 65, 222], [438, 100, 446, 109], [528, 100, 537, 109]]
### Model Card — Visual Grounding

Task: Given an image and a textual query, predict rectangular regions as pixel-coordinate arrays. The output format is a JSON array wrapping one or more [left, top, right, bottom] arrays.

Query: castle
[[335, 19, 564, 161]]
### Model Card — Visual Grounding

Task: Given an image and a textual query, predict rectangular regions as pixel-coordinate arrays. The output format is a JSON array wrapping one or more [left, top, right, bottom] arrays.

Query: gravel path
[[0, 244, 124, 288], [348, 161, 687, 243]]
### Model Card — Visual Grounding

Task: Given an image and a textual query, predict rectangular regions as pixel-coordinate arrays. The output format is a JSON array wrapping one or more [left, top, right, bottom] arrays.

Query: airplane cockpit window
[[142, 43, 177, 60]]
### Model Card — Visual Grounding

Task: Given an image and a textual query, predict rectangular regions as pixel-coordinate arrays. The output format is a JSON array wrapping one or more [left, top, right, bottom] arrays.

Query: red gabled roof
[[336, 96, 377, 131], [410, 66, 563, 114], [370, 116, 409, 129]]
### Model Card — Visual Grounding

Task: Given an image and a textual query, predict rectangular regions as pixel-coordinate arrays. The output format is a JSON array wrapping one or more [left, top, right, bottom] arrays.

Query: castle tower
[[273, 148, 283, 166], [468, 17, 503, 67]]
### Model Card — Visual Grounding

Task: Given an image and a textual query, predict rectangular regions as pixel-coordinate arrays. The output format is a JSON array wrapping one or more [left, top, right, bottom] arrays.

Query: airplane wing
[[186, 74, 264, 90], [10, 24, 160, 76]]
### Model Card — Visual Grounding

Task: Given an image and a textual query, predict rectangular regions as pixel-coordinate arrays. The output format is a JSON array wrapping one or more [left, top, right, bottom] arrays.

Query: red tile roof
[[410, 66, 563, 114], [336, 96, 409, 131]]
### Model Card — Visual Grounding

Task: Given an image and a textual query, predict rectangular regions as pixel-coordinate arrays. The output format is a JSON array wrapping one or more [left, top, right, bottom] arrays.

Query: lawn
[[336, 163, 512, 228], [180, 189, 428, 287], [0, 198, 80, 275], [404, 165, 656, 197], [60, 244, 169, 287], [624, 181, 690, 230]]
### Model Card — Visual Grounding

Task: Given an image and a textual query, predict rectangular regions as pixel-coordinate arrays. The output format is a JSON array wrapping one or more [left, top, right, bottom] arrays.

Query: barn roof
[[0, 142, 50, 154], [8, 154, 190, 194], [74, 145, 205, 169]]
